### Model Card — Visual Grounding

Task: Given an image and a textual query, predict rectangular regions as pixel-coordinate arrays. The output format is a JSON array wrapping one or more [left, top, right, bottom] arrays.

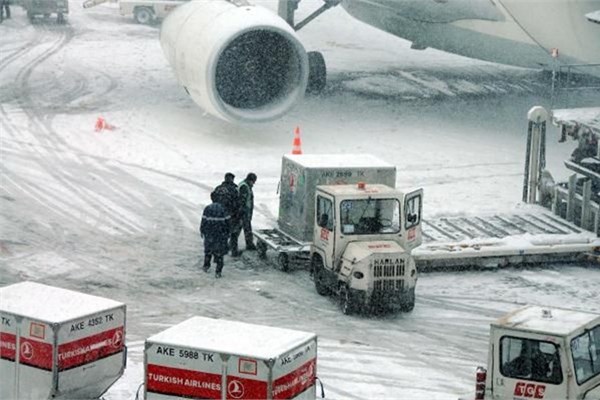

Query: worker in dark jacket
[[200, 192, 230, 278], [0, 0, 10, 22], [212, 172, 242, 257], [237, 172, 257, 250]]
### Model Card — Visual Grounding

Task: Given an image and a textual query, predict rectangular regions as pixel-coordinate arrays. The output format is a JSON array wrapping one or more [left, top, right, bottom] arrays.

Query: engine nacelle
[[160, 0, 309, 123]]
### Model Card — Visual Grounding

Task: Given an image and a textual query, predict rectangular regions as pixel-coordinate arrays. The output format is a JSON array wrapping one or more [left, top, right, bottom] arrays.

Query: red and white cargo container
[[145, 316, 317, 400], [0, 281, 127, 399]]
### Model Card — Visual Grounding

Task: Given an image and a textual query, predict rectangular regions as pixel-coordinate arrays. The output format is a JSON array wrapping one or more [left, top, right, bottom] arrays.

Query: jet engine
[[160, 0, 309, 123]]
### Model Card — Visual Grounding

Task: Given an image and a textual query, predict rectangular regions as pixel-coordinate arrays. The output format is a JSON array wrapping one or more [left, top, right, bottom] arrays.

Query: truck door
[[402, 189, 423, 252], [493, 334, 567, 400], [314, 193, 335, 271]]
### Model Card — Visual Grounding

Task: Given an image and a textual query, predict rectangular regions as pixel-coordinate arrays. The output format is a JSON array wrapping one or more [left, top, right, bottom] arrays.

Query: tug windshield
[[571, 325, 600, 385], [340, 198, 400, 235]]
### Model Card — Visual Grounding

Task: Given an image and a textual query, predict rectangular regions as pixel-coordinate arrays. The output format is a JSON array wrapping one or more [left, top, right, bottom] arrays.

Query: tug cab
[[475, 305, 600, 400]]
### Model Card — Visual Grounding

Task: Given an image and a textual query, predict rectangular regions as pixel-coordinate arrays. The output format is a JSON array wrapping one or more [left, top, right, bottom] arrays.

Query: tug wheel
[[399, 288, 416, 312], [312, 255, 331, 296], [339, 284, 359, 315], [134, 7, 153, 24], [277, 252, 290, 272], [256, 241, 267, 259]]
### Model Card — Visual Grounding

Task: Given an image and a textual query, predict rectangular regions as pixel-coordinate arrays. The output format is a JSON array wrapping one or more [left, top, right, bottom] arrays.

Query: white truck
[[82, 0, 185, 24], [473, 305, 600, 400], [118, 0, 184, 24], [254, 154, 424, 315]]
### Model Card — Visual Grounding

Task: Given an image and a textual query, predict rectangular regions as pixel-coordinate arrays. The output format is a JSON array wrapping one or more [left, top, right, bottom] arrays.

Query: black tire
[[256, 241, 267, 259], [306, 51, 326, 94], [399, 288, 416, 312], [339, 284, 359, 315], [134, 7, 153, 24], [277, 252, 290, 272], [312, 255, 330, 296]]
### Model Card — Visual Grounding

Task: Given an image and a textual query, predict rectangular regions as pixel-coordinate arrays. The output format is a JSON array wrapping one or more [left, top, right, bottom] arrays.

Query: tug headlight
[[353, 271, 364, 279]]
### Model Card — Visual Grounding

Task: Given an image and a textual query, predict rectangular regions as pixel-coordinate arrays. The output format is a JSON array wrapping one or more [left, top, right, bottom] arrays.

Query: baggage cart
[[145, 316, 317, 400], [22, 0, 68, 23], [0, 281, 127, 400]]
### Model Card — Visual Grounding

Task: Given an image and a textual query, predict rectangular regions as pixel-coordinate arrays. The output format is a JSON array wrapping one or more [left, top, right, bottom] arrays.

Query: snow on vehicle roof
[[493, 305, 600, 337], [586, 10, 600, 23], [284, 154, 394, 168], [552, 107, 600, 137], [319, 183, 399, 195], [0, 281, 124, 323], [147, 316, 316, 359]]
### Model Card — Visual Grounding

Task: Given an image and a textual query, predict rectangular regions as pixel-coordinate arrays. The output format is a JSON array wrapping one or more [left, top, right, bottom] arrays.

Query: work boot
[[202, 264, 210, 273], [246, 243, 257, 251], [215, 272, 222, 278], [231, 250, 243, 257]]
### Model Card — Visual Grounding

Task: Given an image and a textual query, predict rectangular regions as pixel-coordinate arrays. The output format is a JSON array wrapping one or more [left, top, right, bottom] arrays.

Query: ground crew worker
[[237, 172, 257, 250], [212, 172, 242, 257], [0, 0, 11, 22], [200, 192, 230, 278]]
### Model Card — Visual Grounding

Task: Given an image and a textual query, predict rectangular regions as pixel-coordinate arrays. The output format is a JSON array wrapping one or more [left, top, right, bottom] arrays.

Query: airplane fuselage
[[342, 0, 600, 73]]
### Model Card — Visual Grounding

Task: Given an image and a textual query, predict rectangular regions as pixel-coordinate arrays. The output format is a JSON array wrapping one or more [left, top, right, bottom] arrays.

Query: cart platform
[[415, 206, 599, 270], [253, 228, 311, 271]]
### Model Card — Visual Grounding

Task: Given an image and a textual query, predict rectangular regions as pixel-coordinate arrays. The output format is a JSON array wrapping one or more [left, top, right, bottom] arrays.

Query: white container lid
[[0, 281, 124, 323], [147, 316, 316, 360], [493, 305, 600, 337], [284, 154, 393, 169]]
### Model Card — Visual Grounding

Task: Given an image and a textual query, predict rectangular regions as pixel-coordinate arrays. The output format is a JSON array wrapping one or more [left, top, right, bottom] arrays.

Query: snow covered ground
[[1, 1, 599, 399]]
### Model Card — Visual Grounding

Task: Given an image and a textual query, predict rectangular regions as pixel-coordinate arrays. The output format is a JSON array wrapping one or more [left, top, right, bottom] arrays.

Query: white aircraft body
[[160, 0, 600, 123]]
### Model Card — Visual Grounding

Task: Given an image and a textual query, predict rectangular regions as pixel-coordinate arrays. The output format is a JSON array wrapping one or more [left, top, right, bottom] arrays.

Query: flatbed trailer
[[415, 206, 598, 270], [255, 205, 599, 272]]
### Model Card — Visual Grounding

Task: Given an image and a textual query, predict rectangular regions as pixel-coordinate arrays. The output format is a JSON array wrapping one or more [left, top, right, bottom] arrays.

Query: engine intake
[[160, 0, 309, 123]]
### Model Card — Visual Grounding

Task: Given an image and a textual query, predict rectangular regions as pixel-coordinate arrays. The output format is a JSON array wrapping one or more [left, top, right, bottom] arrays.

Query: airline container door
[[314, 193, 336, 270], [402, 189, 423, 252]]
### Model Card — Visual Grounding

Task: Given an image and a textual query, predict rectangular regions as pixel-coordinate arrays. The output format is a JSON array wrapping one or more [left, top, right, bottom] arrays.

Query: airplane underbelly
[[498, 0, 600, 65], [342, 0, 599, 72]]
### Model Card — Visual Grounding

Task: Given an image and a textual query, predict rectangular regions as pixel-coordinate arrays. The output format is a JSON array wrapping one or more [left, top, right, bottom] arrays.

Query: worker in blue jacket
[[200, 192, 230, 278]]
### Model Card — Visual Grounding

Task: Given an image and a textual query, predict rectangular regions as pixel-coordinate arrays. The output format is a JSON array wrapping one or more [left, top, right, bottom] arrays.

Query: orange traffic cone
[[291, 126, 302, 155], [94, 117, 105, 132], [94, 117, 116, 131]]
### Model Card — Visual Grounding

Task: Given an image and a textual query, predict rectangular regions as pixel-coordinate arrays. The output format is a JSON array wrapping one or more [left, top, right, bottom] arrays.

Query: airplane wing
[[586, 10, 600, 24]]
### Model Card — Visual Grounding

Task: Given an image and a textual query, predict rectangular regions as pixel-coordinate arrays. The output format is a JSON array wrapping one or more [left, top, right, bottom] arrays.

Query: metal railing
[[523, 106, 600, 235], [551, 63, 600, 107]]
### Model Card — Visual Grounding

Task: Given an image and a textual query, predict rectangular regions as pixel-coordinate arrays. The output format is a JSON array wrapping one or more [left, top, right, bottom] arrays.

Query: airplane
[[159, 0, 600, 123]]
